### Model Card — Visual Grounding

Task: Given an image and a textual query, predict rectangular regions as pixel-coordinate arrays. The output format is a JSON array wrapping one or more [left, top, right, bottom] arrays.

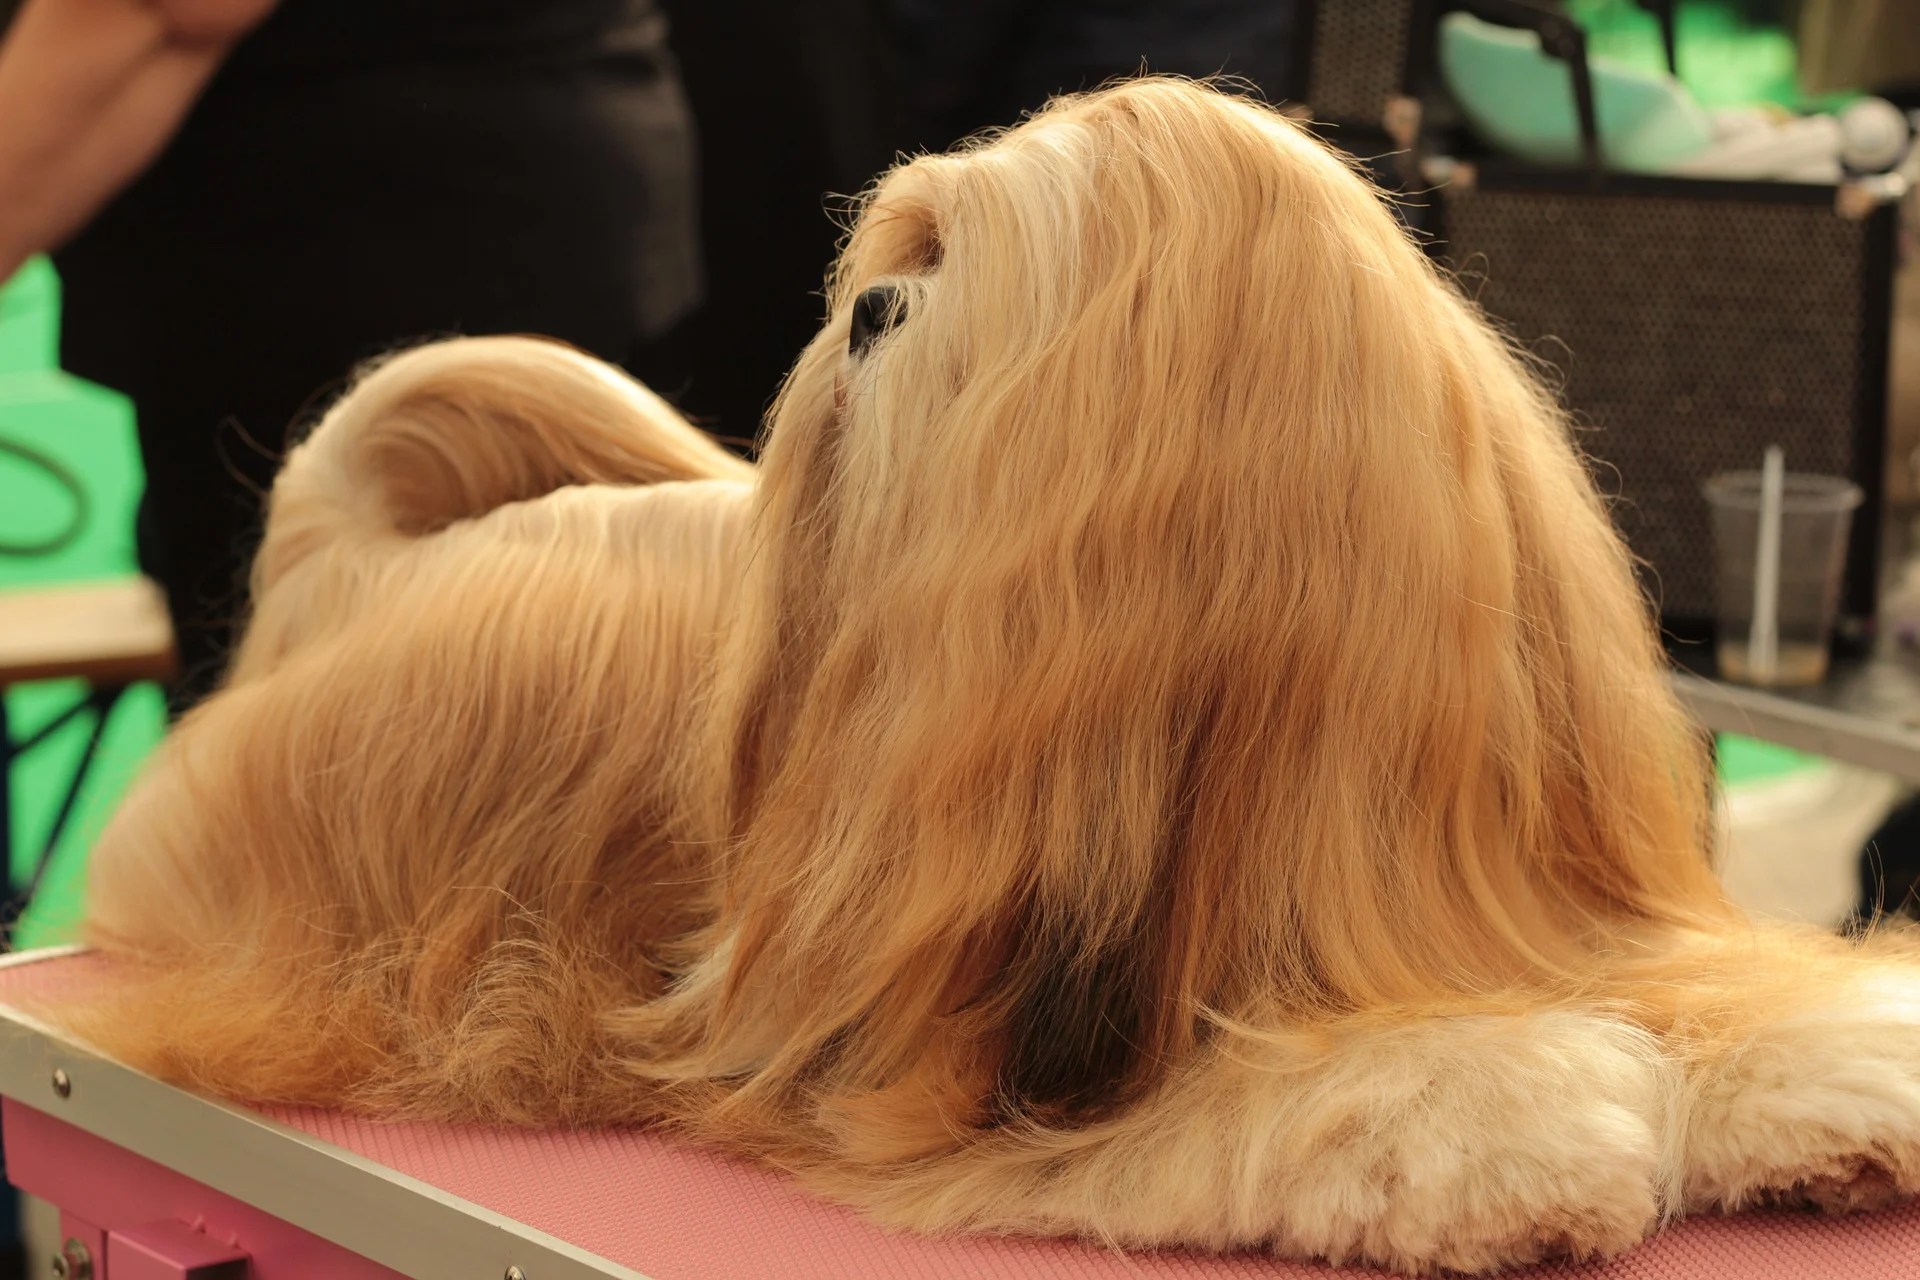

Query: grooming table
[[0, 951, 1915, 1279]]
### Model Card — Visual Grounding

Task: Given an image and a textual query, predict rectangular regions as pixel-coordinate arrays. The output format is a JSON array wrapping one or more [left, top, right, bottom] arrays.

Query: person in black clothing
[[889, 0, 1303, 156], [655, 0, 896, 446], [0, 0, 701, 711], [651, 0, 1306, 447]]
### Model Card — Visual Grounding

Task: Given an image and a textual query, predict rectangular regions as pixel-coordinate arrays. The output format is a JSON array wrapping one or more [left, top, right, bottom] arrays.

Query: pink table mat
[[7, 955, 1920, 1279]]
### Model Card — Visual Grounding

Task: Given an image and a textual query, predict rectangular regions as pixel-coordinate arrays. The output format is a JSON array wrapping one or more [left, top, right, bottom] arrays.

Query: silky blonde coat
[[63, 81, 1920, 1273]]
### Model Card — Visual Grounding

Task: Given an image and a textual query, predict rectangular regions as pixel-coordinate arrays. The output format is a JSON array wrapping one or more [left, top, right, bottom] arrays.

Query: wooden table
[[0, 578, 174, 934], [0, 579, 174, 687]]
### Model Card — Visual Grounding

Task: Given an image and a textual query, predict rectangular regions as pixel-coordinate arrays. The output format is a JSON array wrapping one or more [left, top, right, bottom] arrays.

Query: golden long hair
[[67, 79, 1871, 1271], [640, 76, 1731, 1127]]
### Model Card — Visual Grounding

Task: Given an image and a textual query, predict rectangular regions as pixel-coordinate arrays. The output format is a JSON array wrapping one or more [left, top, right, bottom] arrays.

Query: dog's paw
[[1276, 1011, 1668, 1274], [832, 1010, 1671, 1275], [1775, 1153, 1907, 1214], [1347, 1166, 1659, 1276], [1683, 967, 1920, 1215]]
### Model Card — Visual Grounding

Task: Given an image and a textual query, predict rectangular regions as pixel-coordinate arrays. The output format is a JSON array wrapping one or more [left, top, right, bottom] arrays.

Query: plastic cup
[[1703, 471, 1862, 687]]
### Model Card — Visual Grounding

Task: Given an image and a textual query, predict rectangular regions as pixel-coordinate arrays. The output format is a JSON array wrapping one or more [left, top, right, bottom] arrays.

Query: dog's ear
[[993, 913, 1166, 1122], [990, 708, 1216, 1124]]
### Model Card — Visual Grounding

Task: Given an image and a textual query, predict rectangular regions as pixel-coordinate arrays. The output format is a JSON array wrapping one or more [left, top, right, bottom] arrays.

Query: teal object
[[1441, 12, 1715, 172]]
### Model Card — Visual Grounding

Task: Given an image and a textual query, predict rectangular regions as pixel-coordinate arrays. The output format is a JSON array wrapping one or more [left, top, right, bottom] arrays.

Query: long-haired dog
[[58, 80, 1920, 1273]]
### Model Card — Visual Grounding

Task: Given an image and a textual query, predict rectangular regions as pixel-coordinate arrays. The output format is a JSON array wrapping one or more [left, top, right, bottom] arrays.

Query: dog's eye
[[848, 284, 909, 357]]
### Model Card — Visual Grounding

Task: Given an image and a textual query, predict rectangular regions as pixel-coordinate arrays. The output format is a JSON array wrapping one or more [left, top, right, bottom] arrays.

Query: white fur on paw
[[1684, 967, 1920, 1214], [1268, 1010, 1670, 1274]]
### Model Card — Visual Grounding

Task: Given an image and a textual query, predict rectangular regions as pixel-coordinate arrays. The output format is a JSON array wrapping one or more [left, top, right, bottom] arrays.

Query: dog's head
[[686, 79, 1723, 1133]]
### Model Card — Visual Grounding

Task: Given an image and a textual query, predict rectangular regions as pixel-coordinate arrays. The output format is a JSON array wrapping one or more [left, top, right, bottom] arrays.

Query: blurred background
[[3, 0, 1919, 957]]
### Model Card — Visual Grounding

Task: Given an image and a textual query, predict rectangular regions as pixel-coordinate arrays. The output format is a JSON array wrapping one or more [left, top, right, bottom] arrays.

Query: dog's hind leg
[[67, 480, 743, 1122]]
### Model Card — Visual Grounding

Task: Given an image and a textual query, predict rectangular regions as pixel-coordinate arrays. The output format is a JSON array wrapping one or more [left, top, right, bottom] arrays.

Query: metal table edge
[[0, 947, 651, 1280], [1671, 670, 1920, 781]]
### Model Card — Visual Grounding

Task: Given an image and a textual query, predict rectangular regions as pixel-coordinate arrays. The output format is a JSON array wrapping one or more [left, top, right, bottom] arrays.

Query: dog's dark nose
[[848, 284, 908, 356]]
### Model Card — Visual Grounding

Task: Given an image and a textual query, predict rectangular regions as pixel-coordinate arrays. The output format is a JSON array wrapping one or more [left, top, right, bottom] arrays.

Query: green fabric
[[0, 256, 58, 375], [1568, 0, 1811, 109], [1441, 12, 1716, 170], [1449, 2, 1858, 168], [0, 260, 163, 948], [1716, 733, 1821, 788]]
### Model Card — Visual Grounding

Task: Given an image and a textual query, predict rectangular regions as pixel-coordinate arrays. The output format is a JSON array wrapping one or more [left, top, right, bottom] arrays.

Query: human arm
[[0, 0, 278, 281]]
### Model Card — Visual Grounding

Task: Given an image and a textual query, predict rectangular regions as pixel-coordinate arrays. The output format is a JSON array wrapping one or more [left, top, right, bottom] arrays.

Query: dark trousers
[[55, 57, 701, 712]]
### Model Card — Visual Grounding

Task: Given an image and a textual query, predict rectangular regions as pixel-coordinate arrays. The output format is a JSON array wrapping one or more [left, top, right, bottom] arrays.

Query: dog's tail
[[255, 335, 751, 591], [227, 335, 752, 680]]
